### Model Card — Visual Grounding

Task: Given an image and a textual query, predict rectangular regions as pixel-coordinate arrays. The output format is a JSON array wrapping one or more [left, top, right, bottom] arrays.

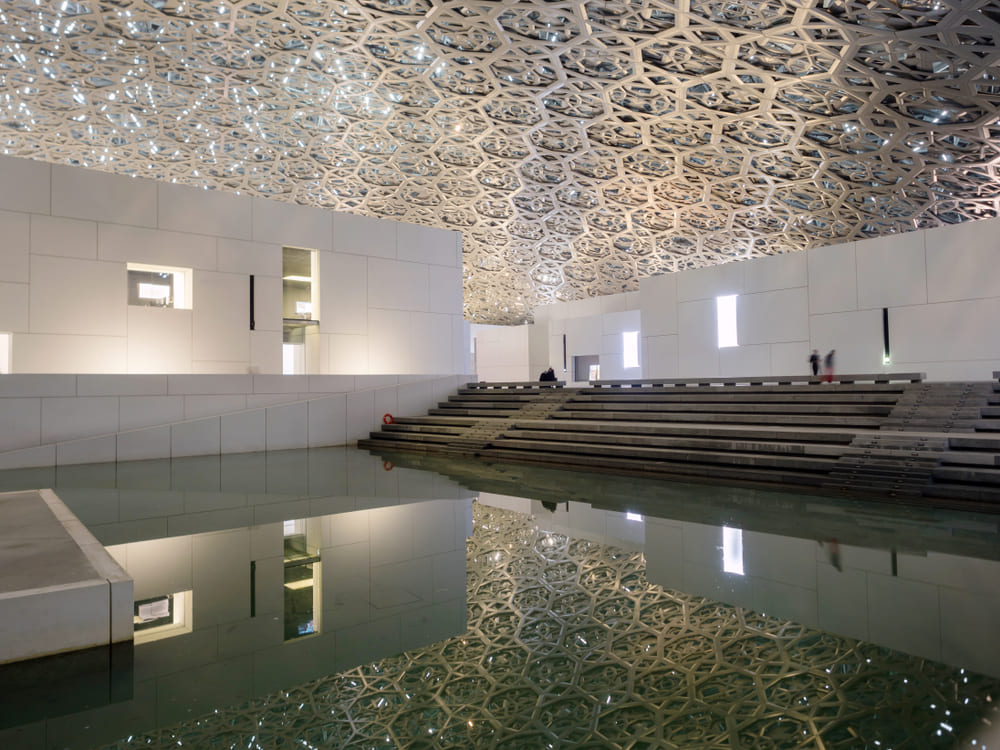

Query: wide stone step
[[429, 407, 521, 417], [508, 419, 858, 444], [492, 437, 839, 472], [382, 423, 466, 436], [476, 446, 830, 486], [454, 391, 553, 400], [364, 430, 457, 444], [503, 428, 848, 457], [940, 452, 1000, 467], [933, 466, 1000, 486], [828, 464, 931, 478], [949, 436, 1000, 450], [561, 401, 892, 415], [568, 392, 901, 404], [393, 415, 482, 427], [552, 410, 884, 427]]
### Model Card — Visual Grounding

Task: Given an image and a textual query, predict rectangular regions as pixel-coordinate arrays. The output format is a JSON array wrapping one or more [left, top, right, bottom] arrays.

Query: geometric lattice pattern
[[102, 504, 998, 749], [3, 2, 1000, 323]]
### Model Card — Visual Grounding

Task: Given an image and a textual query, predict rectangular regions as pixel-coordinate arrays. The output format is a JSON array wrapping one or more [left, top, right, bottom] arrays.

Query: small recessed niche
[[127, 263, 192, 309]]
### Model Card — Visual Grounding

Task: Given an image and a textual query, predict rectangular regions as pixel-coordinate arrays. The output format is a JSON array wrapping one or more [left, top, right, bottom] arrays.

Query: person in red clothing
[[823, 349, 836, 383]]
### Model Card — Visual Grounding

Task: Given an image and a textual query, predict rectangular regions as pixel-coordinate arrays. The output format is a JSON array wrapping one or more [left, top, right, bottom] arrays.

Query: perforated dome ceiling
[[2, 0, 998, 323]]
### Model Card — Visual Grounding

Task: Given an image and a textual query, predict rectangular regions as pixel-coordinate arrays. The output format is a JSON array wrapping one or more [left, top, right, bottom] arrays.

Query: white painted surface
[[252, 197, 331, 251], [127, 307, 193, 374], [52, 165, 158, 227], [30, 255, 126, 337], [319, 252, 367, 334], [333, 213, 397, 258], [0, 155, 464, 376], [158, 182, 252, 241], [0, 210, 29, 283], [807, 242, 858, 315], [856, 233, 927, 309], [0, 373, 462, 468], [193, 272, 249, 364], [0, 283, 28, 333], [31, 215, 98, 259]]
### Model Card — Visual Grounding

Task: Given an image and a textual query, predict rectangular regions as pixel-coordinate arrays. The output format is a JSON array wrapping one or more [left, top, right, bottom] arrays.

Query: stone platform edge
[[0, 489, 133, 665]]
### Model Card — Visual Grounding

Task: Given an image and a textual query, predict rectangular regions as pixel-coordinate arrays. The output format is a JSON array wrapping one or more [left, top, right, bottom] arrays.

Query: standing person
[[809, 349, 820, 377], [823, 349, 836, 383]]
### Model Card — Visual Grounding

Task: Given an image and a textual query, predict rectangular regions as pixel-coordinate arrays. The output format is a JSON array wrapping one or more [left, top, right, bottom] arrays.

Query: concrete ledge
[[465, 381, 565, 389], [590, 373, 926, 387], [0, 489, 133, 664]]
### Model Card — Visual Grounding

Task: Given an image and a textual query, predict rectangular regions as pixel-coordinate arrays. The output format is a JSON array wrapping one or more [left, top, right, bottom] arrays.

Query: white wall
[[0, 155, 468, 376], [473, 218, 1000, 383], [0, 373, 465, 470], [470, 324, 532, 381], [534, 292, 642, 383], [640, 220, 1000, 381]]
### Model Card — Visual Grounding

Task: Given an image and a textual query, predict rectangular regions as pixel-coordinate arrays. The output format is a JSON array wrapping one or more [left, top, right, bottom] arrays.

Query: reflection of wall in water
[[87, 499, 471, 748], [643, 517, 1000, 680], [478, 493, 645, 550]]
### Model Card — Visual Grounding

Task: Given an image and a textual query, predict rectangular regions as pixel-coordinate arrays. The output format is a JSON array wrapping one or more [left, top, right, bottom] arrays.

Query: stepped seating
[[552, 384, 901, 430], [925, 432, 1000, 503], [976, 373, 1000, 432], [359, 373, 1000, 510], [360, 374, 926, 492]]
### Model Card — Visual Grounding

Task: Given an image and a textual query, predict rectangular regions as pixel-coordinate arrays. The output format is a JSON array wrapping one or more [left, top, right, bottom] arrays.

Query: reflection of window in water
[[133, 591, 192, 643], [283, 519, 321, 641]]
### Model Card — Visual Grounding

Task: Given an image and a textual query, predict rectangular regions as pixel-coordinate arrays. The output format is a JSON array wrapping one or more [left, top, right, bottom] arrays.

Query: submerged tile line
[[99, 504, 998, 749]]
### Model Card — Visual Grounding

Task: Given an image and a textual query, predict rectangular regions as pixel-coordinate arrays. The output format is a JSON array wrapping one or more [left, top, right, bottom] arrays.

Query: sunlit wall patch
[[717, 295, 738, 348], [723, 525, 745, 575], [626, 512, 644, 522]]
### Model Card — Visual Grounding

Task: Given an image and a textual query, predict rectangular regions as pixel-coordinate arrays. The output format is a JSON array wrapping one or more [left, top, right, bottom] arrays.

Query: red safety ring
[[383, 413, 394, 424], [383, 461, 394, 471]]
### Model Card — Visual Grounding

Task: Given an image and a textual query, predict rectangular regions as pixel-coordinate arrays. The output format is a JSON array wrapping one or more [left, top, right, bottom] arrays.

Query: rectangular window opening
[[127, 263, 192, 309], [622, 331, 639, 369], [717, 294, 738, 348], [0, 332, 10, 374], [573, 354, 600, 383]]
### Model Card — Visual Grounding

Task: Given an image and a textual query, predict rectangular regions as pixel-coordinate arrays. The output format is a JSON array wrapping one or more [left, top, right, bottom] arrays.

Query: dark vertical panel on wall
[[562, 334, 567, 372], [250, 560, 256, 617], [882, 307, 889, 361], [249, 275, 256, 331]]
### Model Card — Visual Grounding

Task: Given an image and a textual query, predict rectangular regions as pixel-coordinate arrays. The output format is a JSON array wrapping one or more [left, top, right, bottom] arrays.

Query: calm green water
[[0, 448, 997, 749]]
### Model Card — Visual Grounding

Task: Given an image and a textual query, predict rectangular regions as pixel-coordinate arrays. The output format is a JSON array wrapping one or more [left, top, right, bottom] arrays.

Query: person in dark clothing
[[539, 367, 557, 382], [809, 349, 820, 376]]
